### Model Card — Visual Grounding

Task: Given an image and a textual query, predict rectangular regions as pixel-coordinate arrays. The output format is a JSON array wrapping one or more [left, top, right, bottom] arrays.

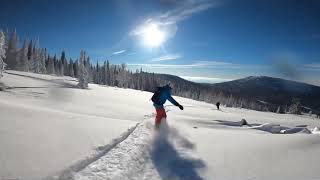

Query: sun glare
[[142, 23, 165, 48]]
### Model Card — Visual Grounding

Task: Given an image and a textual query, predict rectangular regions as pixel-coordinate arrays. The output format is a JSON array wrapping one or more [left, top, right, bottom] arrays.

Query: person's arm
[[168, 96, 179, 106], [168, 96, 184, 110]]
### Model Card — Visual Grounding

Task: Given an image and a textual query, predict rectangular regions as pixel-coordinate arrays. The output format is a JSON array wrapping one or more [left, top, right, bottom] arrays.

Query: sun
[[142, 23, 165, 48]]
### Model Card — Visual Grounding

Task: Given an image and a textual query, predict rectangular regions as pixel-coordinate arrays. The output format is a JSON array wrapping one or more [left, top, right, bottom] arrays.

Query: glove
[[178, 104, 184, 110]]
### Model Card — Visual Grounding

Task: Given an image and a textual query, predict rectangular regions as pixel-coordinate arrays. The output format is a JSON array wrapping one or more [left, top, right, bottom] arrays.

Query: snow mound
[[251, 123, 283, 133], [312, 127, 320, 134], [251, 123, 312, 134], [215, 119, 249, 127]]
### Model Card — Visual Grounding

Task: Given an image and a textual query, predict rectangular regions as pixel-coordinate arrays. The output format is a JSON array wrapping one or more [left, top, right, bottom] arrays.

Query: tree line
[[2, 30, 80, 78], [0, 29, 167, 90], [1, 29, 317, 116]]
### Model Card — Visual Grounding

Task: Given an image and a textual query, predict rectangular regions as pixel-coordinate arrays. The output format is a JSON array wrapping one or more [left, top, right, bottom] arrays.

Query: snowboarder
[[216, 102, 220, 110], [151, 84, 184, 128]]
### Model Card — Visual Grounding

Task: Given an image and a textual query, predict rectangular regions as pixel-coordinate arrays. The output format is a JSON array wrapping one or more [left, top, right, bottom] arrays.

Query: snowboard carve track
[[72, 122, 157, 180], [72, 121, 206, 180], [45, 123, 139, 180]]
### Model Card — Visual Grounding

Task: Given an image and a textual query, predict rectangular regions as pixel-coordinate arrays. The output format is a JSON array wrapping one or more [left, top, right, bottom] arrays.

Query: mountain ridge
[[159, 74, 320, 113]]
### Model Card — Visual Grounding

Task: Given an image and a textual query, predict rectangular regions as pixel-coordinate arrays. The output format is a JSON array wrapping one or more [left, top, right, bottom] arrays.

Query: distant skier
[[216, 102, 220, 110], [151, 84, 184, 128]]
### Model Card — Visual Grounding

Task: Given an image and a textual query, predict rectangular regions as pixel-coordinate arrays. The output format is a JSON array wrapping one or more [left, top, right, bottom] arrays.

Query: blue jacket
[[153, 85, 179, 109]]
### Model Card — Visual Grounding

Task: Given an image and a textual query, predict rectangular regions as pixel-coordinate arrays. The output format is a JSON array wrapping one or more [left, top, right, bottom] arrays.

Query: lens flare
[[142, 23, 165, 48]]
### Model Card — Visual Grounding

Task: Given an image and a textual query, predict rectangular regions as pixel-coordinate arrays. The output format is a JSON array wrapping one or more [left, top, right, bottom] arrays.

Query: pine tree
[[288, 98, 302, 115], [58, 59, 63, 76], [30, 39, 41, 73], [47, 55, 55, 74], [27, 40, 33, 60], [53, 54, 59, 75], [86, 56, 92, 82], [77, 50, 89, 88], [64, 55, 69, 76], [95, 61, 101, 84], [31, 48, 41, 73], [5, 30, 19, 69], [69, 58, 74, 77], [40, 48, 47, 73], [3, 29, 9, 50], [0, 31, 6, 79], [101, 61, 105, 84], [106, 60, 111, 85], [16, 38, 29, 71], [73, 60, 79, 78], [60, 51, 66, 76]]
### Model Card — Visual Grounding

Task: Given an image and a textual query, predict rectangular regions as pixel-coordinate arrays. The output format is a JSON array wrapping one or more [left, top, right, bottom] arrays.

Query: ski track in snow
[[45, 124, 139, 180], [70, 120, 205, 180]]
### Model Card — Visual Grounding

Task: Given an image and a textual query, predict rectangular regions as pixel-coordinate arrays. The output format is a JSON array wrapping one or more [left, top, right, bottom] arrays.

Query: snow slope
[[0, 71, 138, 179], [1, 71, 320, 180]]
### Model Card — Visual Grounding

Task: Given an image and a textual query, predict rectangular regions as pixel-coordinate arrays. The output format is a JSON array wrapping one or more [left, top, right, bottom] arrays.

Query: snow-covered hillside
[[1, 71, 320, 180]]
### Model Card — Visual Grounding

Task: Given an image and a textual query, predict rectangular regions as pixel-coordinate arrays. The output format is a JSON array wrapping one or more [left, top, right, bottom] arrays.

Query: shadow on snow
[[150, 121, 206, 180]]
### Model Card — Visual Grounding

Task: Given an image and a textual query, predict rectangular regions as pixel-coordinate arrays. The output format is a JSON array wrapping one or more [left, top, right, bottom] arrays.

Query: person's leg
[[155, 108, 166, 128], [155, 108, 161, 127]]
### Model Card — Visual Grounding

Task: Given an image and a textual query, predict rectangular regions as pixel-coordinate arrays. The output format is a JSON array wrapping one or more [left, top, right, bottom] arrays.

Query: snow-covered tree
[[28, 37, 45, 74], [276, 106, 281, 113], [31, 48, 41, 73], [57, 60, 63, 76], [0, 31, 6, 78], [101, 63, 104, 84], [93, 61, 101, 84], [77, 50, 89, 88], [5, 30, 19, 69], [73, 60, 79, 78], [53, 54, 60, 75], [27, 40, 33, 61], [29, 39, 40, 73], [288, 98, 302, 115], [16, 39, 29, 71], [106, 60, 111, 85], [46, 55, 55, 74], [40, 48, 47, 73], [61, 51, 69, 76], [117, 63, 128, 88], [85, 56, 92, 82], [59, 51, 66, 76], [68, 59, 74, 77]]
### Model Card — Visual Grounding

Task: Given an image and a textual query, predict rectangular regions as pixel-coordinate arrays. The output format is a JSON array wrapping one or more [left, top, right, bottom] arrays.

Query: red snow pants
[[155, 107, 167, 126]]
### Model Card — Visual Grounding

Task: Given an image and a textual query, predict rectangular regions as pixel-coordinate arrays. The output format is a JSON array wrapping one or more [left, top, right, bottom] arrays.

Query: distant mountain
[[206, 76, 320, 112], [153, 74, 320, 113]]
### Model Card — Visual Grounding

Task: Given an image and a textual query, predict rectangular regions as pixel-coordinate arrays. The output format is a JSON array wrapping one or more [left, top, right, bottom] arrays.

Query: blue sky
[[1, 0, 320, 85]]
